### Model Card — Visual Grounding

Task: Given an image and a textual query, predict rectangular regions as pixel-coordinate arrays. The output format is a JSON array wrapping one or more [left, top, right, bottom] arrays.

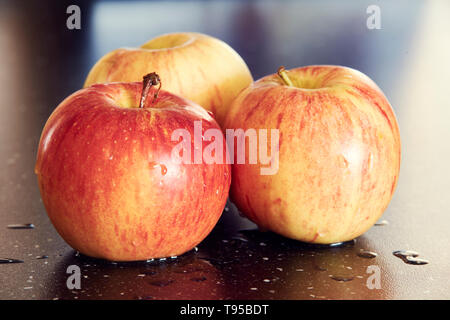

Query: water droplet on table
[[393, 250, 419, 257], [0, 258, 24, 264], [393, 250, 429, 265], [405, 256, 429, 265], [148, 279, 174, 287], [7, 223, 35, 229], [231, 235, 248, 242], [375, 219, 389, 226], [190, 276, 207, 282], [357, 250, 378, 259], [330, 275, 354, 282]]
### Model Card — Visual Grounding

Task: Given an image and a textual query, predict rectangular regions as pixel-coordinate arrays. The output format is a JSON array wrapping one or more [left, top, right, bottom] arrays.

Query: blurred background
[[0, 0, 449, 300]]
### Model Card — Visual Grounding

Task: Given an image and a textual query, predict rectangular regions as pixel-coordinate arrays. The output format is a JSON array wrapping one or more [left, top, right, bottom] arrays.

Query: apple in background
[[224, 65, 401, 244], [35, 73, 231, 261], [84, 32, 253, 126]]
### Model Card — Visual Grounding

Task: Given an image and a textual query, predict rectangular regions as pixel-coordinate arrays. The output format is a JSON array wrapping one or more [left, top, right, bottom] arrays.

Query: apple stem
[[277, 66, 294, 87], [139, 72, 162, 108]]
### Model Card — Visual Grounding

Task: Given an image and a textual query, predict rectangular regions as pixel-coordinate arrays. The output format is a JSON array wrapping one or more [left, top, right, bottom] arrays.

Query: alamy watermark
[[367, 5, 381, 30], [366, 265, 381, 289], [66, 5, 81, 30], [66, 265, 81, 289], [171, 121, 280, 175]]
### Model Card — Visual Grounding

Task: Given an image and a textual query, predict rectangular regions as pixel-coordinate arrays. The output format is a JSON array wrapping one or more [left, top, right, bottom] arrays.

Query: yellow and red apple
[[224, 65, 401, 244], [35, 74, 231, 261], [84, 32, 253, 126]]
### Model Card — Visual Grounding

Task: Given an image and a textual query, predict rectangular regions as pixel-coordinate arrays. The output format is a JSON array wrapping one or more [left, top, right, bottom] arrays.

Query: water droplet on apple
[[149, 162, 167, 176], [339, 155, 349, 168], [367, 152, 374, 170], [160, 164, 167, 176]]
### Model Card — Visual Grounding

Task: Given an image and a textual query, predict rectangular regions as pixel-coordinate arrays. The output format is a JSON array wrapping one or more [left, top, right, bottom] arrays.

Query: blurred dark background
[[1, 0, 449, 300]]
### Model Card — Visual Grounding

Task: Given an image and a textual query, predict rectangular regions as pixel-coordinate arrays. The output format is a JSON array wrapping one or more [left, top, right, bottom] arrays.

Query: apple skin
[[35, 82, 231, 261], [224, 65, 401, 244], [84, 32, 253, 126]]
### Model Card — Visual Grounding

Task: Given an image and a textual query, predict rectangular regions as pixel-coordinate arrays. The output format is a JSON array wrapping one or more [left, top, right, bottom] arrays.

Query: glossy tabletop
[[0, 0, 449, 300]]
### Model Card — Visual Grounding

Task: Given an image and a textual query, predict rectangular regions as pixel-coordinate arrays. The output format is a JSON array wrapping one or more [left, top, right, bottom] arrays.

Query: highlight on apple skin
[[224, 65, 401, 244], [35, 78, 231, 261], [84, 32, 253, 126]]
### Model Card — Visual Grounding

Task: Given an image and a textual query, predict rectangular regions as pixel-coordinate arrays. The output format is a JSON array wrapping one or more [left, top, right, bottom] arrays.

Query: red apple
[[35, 73, 231, 261], [224, 66, 401, 244]]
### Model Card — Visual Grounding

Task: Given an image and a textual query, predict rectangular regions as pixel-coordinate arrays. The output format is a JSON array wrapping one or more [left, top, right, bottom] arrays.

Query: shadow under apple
[[199, 201, 393, 300], [42, 248, 224, 300]]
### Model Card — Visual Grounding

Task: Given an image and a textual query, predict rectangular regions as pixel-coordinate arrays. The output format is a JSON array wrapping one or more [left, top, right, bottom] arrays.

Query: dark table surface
[[1, 0, 449, 300]]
